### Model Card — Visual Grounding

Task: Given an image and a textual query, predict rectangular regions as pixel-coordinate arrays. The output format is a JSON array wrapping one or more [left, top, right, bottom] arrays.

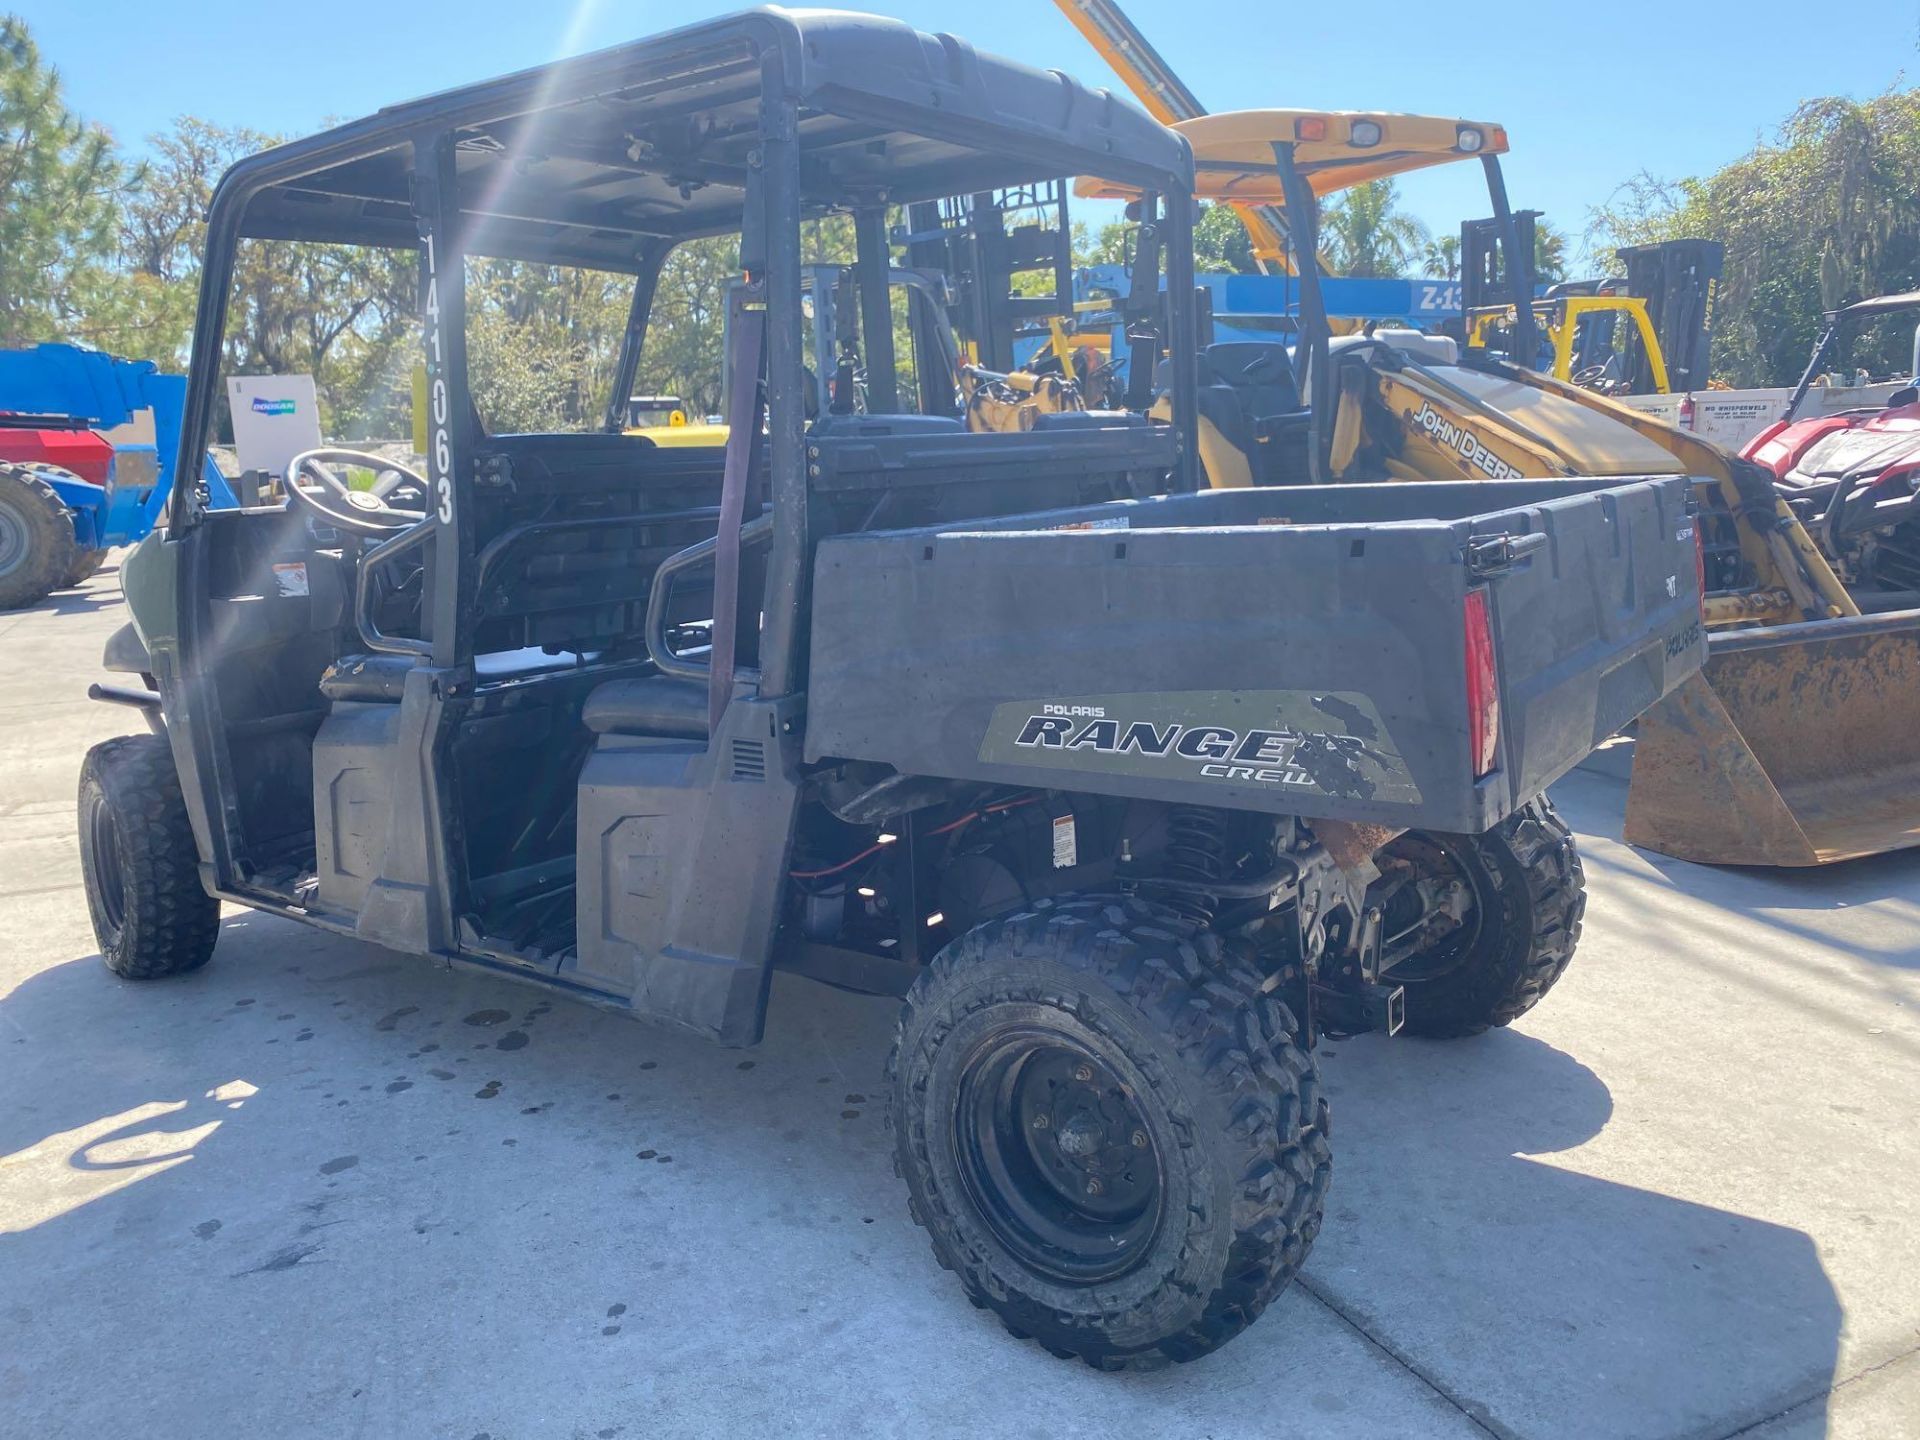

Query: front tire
[[0, 464, 79, 611], [1379, 798, 1585, 1038], [889, 896, 1330, 1368], [78, 735, 220, 980]]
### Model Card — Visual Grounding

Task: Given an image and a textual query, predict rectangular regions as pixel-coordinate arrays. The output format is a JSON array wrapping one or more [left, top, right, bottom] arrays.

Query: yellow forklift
[[1467, 293, 1672, 393], [1464, 236, 1723, 397]]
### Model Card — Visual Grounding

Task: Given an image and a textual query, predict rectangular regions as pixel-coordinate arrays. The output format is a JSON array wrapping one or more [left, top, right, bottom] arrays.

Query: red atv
[[1743, 292, 1920, 606]]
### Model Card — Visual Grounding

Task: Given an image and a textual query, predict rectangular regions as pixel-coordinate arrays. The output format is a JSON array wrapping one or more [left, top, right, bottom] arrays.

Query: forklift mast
[[900, 183, 1074, 373], [1461, 210, 1539, 319], [1616, 239, 1723, 394]]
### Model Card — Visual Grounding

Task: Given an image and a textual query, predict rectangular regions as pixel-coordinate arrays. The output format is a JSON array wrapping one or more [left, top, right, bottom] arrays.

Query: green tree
[[86, 116, 266, 361], [1194, 203, 1256, 273], [1073, 218, 1133, 268], [104, 116, 419, 437], [463, 258, 633, 433], [1422, 233, 1461, 281], [1590, 91, 1920, 385], [1320, 180, 1428, 278], [120, 117, 264, 283], [1532, 221, 1569, 284], [223, 236, 419, 439], [633, 236, 739, 418], [0, 16, 139, 346], [58, 263, 187, 358]]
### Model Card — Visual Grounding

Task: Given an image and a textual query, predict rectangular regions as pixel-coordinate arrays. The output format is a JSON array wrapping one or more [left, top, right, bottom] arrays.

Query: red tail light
[[1464, 587, 1500, 778]]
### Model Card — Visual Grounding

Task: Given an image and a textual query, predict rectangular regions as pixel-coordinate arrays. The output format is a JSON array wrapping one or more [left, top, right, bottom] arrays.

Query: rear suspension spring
[[1156, 806, 1229, 925]]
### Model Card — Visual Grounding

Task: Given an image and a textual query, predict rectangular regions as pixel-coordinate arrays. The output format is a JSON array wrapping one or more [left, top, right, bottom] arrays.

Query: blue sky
[[27, 0, 1920, 270]]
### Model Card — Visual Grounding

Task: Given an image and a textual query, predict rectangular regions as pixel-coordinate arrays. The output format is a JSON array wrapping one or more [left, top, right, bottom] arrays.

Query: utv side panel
[[311, 700, 404, 916], [310, 668, 459, 957], [806, 477, 1704, 834], [574, 697, 803, 1046]]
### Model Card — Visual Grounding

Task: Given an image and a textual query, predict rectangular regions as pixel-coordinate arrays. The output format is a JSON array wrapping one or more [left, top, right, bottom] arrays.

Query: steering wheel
[[285, 448, 429, 536], [1566, 362, 1628, 397]]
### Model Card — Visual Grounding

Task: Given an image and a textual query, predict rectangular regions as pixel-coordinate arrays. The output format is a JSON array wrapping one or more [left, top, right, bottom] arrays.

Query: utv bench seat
[[581, 675, 710, 738], [320, 647, 598, 703]]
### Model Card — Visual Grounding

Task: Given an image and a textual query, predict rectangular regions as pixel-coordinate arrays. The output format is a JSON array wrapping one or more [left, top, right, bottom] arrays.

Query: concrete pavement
[[2, 560, 1916, 1438]]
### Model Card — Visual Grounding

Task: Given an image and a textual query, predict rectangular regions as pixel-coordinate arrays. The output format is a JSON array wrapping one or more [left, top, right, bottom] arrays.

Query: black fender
[[102, 621, 153, 675]]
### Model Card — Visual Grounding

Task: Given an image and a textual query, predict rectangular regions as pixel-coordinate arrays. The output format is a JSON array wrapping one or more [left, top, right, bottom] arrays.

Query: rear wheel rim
[[0, 498, 28, 579], [1378, 833, 1487, 983], [953, 1027, 1164, 1285], [86, 789, 128, 937]]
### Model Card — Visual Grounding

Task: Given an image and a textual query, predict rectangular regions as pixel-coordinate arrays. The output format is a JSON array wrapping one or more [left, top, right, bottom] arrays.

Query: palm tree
[[1422, 234, 1461, 281], [1320, 180, 1429, 278], [1533, 222, 1569, 284]]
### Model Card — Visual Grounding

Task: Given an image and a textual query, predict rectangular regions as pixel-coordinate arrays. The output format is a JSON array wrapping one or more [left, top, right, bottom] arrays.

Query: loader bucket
[[1624, 609, 1920, 866]]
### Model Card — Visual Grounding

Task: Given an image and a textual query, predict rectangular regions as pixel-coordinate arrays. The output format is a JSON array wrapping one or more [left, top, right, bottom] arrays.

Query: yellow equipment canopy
[[1078, 110, 1509, 203]]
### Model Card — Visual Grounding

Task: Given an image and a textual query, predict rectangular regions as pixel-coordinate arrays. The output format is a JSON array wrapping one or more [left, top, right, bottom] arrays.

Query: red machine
[[1744, 402, 1920, 603], [0, 342, 239, 610], [0, 414, 115, 485], [0, 414, 117, 608], [1741, 293, 1920, 605]]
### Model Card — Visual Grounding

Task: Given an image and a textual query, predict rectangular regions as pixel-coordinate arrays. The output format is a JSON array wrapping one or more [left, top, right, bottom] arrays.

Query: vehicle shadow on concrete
[[1559, 773, 1920, 1017], [0, 914, 979, 1436], [1311, 1027, 1841, 1440], [0, 910, 1841, 1439], [22, 557, 125, 619], [36, 587, 122, 617], [1563, 765, 1920, 923], [1635, 846, 1920, 957]]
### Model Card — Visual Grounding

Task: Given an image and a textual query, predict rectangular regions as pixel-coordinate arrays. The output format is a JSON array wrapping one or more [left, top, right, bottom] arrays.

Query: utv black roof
[[225, 6, 1192, 271]]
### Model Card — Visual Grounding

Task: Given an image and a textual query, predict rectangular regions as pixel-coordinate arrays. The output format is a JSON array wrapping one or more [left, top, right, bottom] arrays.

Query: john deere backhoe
[[1053, 0, 1920, 868]]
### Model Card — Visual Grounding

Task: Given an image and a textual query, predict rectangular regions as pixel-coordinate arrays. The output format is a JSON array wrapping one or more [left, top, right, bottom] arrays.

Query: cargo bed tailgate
[[805, 477, 1706, 834], [1466, 480, 1707, 806]]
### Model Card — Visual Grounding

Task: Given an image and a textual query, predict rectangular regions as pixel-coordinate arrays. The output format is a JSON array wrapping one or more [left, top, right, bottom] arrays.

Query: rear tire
[[889, 896, 1330, 1368], [1383, 798, 1585, 1038], [78, 735, 220, 980], [0, 464, 79, 611], [63, 547, 108, 588]]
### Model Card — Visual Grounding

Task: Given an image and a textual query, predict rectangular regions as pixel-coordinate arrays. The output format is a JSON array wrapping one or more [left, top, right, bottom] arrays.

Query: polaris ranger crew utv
[[77, 8, 1706, 1368]]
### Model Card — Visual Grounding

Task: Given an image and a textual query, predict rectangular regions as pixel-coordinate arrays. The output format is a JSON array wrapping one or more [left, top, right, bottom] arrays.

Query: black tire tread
[[1401, 797, 1585, 1038], [79, 734, 220, 980], [888, 895, 1331, 1369], [63, 547, 108, 588], [0, 463, 80, 611]]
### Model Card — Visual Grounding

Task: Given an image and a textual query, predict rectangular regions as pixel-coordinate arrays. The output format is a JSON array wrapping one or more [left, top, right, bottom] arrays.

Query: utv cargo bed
[[808, 476, 1707, 834]]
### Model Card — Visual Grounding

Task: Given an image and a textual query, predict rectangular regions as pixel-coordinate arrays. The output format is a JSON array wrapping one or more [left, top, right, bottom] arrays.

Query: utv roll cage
[[168, 4, 1201, 687], [1784, 290, 1920, 423], [147, 6, 1199, 991]]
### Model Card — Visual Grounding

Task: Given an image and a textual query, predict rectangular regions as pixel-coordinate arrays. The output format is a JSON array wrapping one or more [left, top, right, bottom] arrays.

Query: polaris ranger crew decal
[[979, 690, 1421, 804]]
